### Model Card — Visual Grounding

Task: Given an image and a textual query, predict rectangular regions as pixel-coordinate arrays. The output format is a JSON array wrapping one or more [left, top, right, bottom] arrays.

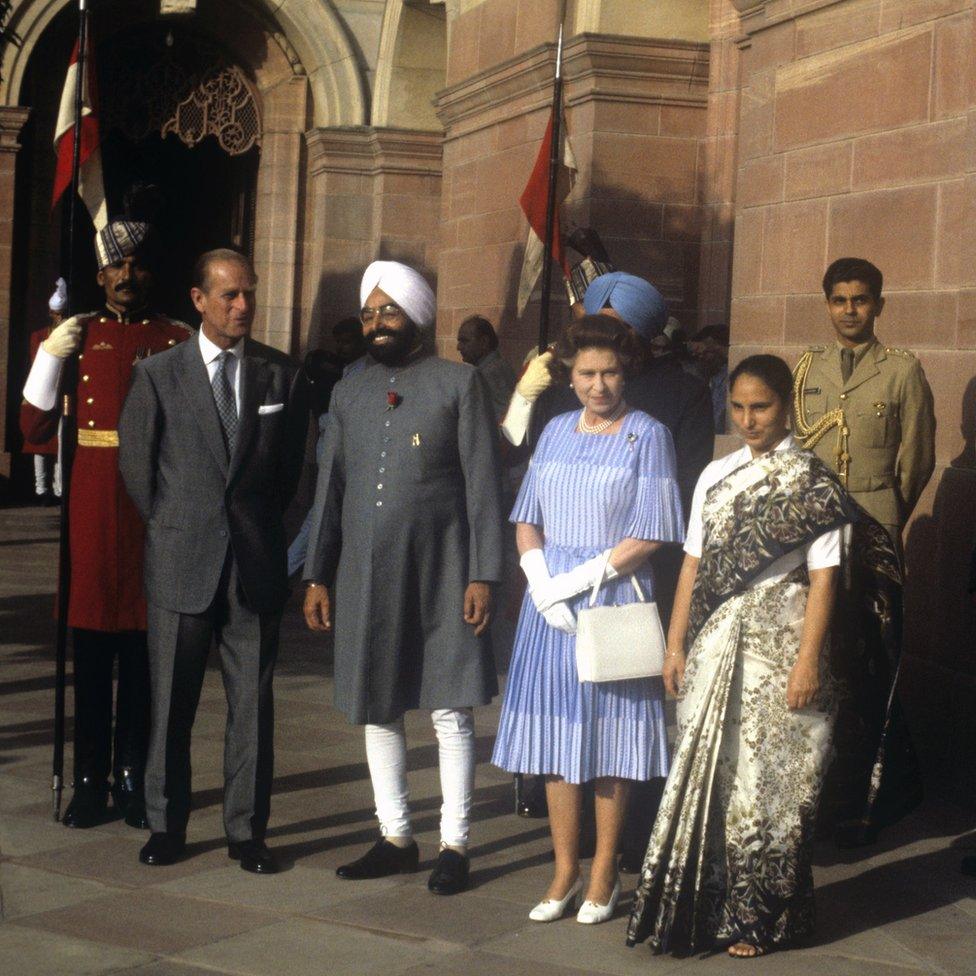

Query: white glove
[[520, 550, 577, 634], [515, 350, 555, 401], [520, 548, 552, 610], [534, 549, 619, 613], [542, 601, 577, 634], [42, 315, 83, 359]]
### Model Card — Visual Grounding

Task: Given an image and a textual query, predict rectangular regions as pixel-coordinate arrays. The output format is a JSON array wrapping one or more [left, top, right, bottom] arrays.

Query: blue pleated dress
[[492, 409, 685, 784]]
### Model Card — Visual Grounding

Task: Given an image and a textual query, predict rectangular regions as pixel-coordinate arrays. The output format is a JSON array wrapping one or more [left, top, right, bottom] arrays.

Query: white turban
[[360, 260, 436, 330], [48, 277, 68, 313]]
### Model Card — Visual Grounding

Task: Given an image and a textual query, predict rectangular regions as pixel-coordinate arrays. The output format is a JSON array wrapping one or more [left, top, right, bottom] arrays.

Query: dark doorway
[[99, 131, 258, 325]]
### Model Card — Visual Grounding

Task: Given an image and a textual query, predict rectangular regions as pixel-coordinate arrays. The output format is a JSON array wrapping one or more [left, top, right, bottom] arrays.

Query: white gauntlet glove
[[515, 350, 555, 400], [520, 548, 577, 634], [42, 315, 83, 359], [533, 549, 619, 613], [500, 351, 555, 446]]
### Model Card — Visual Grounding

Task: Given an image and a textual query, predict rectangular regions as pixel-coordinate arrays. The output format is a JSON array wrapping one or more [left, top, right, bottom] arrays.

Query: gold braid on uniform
[[792, 351, 851, 487]]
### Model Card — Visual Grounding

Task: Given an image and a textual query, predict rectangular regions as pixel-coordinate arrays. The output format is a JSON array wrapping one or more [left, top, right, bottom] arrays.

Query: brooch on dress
[[627, 431, 638, 450]]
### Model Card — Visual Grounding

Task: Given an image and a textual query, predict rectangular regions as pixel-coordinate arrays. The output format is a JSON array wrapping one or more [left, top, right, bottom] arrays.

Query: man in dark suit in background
[[119, 249, 308, 873]]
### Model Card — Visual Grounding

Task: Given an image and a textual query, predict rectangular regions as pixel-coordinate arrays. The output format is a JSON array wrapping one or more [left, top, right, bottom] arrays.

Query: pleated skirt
[[491, 544, 669, 784]]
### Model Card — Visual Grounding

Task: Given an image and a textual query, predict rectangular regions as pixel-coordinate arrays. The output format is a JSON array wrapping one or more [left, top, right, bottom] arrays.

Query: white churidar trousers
[[363, 707, 475, 848]]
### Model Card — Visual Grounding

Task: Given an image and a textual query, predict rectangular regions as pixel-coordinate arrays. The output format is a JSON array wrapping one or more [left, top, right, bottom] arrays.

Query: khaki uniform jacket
[[792, 338, 935, 534]]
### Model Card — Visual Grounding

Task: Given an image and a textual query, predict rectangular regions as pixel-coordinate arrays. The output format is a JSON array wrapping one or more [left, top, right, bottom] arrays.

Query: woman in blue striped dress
[[492, 316, 684, 925]]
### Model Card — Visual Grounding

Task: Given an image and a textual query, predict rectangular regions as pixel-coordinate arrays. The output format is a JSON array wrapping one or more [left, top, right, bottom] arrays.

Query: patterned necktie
[[212, 351, 238, 454], [840, 348, 854, 384]]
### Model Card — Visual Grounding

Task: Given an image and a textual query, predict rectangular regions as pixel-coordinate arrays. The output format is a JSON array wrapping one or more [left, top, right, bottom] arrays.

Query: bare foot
[[728, 942, 766, 958]]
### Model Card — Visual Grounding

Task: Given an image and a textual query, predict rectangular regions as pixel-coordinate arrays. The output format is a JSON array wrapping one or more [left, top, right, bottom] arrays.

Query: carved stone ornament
[[100, 28, 261, 156]]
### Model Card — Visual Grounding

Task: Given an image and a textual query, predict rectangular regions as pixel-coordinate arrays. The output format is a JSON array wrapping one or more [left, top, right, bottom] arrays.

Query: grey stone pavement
[[2, 506, 976, 976]]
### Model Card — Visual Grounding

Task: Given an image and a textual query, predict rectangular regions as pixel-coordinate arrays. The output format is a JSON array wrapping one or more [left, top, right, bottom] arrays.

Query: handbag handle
[[587, 550, 647, 607]]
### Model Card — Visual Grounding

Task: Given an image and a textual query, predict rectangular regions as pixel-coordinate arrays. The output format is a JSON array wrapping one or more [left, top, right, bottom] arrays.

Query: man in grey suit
[[303, 260, 503, 896], [119, 249, 308, 872]]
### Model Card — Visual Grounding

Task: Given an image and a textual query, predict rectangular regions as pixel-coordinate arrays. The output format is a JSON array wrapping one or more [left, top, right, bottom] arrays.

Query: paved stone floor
[[2, 506, 975, 976]]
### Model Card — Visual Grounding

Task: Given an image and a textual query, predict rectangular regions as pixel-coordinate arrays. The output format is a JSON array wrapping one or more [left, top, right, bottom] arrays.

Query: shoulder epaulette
[[884, 346, 916, 359], [164, 317, 194, 334]]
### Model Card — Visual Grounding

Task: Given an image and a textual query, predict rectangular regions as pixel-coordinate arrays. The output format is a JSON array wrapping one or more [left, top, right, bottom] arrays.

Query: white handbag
[[575, 553, 666, 683]]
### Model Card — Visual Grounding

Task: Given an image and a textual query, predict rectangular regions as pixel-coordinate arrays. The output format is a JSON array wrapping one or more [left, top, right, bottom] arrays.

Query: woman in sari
[[627, 354, 893, 958]]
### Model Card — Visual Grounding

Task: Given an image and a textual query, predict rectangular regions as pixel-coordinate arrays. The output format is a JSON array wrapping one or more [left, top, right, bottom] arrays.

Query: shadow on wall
[[902, 375, 976, 804]]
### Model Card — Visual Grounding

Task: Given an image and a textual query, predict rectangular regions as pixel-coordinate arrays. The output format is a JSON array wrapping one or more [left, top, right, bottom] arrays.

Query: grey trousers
[[145, 558, 281, 842]]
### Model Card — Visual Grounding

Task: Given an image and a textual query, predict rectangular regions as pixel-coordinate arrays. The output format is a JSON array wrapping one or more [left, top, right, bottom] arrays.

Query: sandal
[[727, 942, 767, 958]]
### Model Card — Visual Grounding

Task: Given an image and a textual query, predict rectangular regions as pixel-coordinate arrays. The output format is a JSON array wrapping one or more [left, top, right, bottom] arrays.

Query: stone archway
[[0, 0, 367, 126]]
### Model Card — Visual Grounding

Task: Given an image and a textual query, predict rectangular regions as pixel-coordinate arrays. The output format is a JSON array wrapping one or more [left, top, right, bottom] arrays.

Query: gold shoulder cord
[[792, 352, 850, 487]]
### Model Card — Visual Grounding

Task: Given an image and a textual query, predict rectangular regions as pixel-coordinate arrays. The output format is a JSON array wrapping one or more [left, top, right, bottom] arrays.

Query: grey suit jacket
[[118, 334, 309, 615]]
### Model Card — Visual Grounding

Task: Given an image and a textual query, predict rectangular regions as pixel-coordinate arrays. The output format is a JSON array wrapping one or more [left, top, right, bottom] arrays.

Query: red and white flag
[[52, 35, 107, 230], [516, 108, 577, 316]]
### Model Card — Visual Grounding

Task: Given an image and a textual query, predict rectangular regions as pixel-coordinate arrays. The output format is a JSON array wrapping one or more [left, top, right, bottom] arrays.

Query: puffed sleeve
[[624, 419, 684, 544], [509, 420, 553, 525]]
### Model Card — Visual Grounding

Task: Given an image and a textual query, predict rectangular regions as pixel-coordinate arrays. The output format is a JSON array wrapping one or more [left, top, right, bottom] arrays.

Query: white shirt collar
[[198, 328, 244, 366]]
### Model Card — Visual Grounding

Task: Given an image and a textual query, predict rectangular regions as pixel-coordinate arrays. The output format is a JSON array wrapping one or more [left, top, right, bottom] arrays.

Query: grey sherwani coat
[[305, 352, 504, 725]]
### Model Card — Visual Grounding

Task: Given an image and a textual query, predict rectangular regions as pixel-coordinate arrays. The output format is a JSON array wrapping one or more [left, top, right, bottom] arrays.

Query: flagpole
[[537, 2, 567, 354], [52, 0, 89, 822]]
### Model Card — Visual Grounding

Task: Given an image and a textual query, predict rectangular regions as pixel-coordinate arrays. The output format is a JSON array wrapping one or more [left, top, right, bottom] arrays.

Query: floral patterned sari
[[627, 448, 899, 954]]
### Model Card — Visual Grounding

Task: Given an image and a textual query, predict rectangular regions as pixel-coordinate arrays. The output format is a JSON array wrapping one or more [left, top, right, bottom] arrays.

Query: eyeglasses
[[360, 303, 404, 325]]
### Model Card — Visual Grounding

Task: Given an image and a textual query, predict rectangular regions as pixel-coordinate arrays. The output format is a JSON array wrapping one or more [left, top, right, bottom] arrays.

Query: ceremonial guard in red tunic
[[23, 280, 68, 503], [20, 220, 192, 828]]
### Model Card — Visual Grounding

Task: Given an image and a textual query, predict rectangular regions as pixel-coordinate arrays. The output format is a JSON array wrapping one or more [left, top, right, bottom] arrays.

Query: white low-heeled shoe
[[576, 879, 621, 924], [528, 877, 584, 922]]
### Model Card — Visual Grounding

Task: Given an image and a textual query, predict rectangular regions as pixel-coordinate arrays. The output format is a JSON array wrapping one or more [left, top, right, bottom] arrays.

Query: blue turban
[[583, 272, 668, 340]]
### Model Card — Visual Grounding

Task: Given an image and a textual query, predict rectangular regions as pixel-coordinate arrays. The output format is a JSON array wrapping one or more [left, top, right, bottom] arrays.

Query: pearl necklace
[[579, 403, 625, 434]]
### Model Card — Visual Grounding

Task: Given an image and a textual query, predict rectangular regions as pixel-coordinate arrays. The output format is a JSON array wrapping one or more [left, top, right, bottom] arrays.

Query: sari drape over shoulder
[[627, 448, 900, 954]]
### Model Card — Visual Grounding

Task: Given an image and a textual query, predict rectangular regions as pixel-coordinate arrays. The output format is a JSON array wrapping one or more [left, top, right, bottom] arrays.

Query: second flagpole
[[537, 2, 567, 354]]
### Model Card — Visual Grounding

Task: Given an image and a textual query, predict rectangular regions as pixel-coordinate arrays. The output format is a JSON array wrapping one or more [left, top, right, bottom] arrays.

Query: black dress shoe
[[112, 769, 149, 829], [139, 832, 186, 866], [62, 779, 110, 828], [427, 848, 469, 896], [618, 849, 645, 875], [336, 838, 419, 879], [834, 819, 879, 849], [515, 774, 548, 819], [228, 839, 280, 875]]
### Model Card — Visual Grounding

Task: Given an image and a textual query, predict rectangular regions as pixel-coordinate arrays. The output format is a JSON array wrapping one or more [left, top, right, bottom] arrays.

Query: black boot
[[514, 774, 548, 819], [112, 768, 149, 829], [62, 776, 111, 828]]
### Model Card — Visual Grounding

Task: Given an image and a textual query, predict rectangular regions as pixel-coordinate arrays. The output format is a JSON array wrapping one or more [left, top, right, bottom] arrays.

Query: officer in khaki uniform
[[793, 258, 935, 549], [792, 257, 935, 846]]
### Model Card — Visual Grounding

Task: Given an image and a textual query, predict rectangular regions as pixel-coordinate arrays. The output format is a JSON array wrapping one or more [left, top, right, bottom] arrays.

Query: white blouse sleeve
[[682, 469, 710, 559], [806, 527, 842, 570]]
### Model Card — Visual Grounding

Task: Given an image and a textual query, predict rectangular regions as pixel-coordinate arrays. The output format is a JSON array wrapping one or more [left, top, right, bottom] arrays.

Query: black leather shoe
[[427, 848, 469, 896], [139, 832, 186, 866], [515, 774, 548, 819], [228, 839, 280, 875], [336, 839, 419, 879], [834, 819, 879, 849], [112, 769, 149, 829], [62, 779, 110, 828], [618, 849, 644, 875]]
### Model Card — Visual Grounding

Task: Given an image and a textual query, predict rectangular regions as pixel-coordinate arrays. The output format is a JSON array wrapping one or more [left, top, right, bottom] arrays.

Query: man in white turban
[[303, 260, 504, 896]]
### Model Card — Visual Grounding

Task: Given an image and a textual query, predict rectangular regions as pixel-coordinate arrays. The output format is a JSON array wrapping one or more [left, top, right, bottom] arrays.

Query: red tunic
[[22, 328, 59, 455], [21, 309, 193, 632]]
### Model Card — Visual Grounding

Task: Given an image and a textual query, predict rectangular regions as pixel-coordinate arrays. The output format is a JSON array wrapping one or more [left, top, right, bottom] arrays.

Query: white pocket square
[[258, 403, 284, 415]]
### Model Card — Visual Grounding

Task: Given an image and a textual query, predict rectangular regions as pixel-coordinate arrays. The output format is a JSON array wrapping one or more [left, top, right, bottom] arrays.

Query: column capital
[[0, 106, 30, 152], [304, 126, 443, 178]]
